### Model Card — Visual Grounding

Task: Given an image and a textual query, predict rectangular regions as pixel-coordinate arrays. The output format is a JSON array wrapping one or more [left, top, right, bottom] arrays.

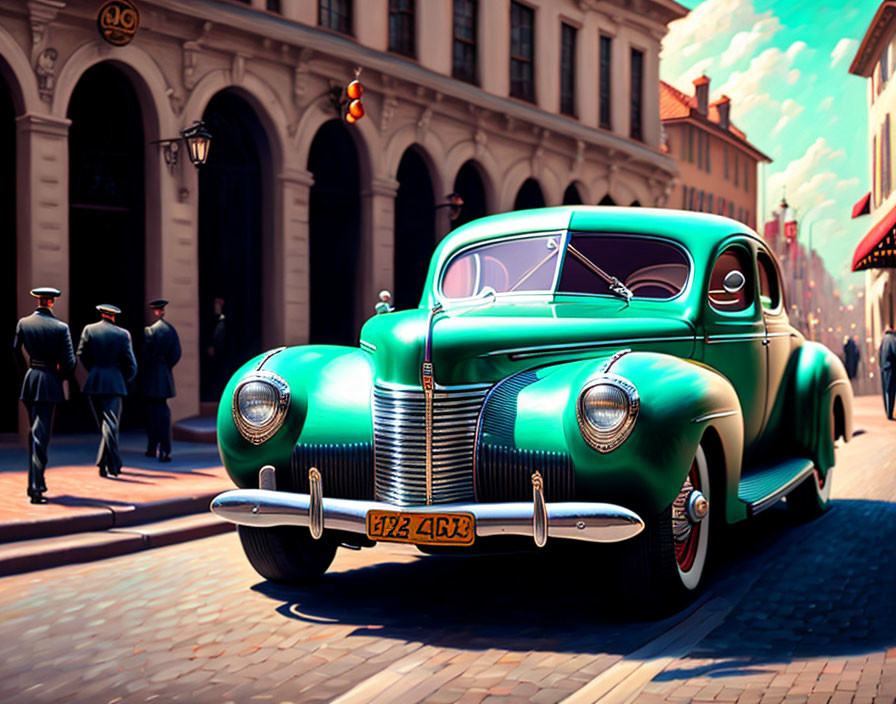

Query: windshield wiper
[[567, 244, 633, 302]]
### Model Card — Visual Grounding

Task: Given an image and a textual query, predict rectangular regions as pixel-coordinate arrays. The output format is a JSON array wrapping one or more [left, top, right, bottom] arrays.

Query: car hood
[[360, 299, 696, 387]]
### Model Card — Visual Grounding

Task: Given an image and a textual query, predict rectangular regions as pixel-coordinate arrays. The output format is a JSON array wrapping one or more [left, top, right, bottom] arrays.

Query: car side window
[[708, 247, 754, 313], [757, 251, 781, 312]]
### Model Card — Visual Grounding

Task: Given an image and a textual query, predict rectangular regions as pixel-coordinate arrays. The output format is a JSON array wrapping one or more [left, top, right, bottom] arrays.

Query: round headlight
[[581, 384, 630, 432], [238, 381, 278, 426], [232, 372, 290, 445], [577, 375, 639, 453]]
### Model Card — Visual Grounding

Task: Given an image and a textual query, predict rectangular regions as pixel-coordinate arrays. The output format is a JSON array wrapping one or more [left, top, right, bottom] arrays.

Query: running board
[[738, 457, 815, 516]]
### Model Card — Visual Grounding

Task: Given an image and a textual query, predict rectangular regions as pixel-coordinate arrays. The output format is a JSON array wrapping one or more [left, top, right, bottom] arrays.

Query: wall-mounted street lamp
[[434, 192, 464, 221], [153, 121, 213, 171]]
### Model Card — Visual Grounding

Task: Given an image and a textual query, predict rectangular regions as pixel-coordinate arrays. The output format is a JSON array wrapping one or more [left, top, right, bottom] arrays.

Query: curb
[[0, 513, 235, 576], [0, 493, 221, 544]]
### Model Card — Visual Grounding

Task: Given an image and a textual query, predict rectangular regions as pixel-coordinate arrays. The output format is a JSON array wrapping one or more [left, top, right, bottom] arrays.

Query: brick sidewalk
[[0, 431, 232, 543]]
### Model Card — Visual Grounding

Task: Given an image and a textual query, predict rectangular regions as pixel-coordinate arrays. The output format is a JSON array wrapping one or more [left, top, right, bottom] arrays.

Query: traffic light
[[343, 70, 364, 124]]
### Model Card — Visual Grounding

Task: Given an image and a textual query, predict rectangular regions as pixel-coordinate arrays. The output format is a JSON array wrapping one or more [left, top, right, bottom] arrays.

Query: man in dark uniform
[[880, 324, 896, 419], [13, 287, 76, 503], [77, 304, 138, 477], [142, 299, 181, 462], [207, 297, 230, 397]]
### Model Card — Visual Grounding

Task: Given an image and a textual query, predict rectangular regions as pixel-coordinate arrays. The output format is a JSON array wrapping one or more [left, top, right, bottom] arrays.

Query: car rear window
[[558, 234, 689, 299]]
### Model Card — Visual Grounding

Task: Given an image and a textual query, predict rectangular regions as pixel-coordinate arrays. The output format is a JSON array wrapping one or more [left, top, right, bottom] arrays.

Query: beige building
[[849, 0, 896, 356], [0, 0, 685, 435], [659, 76, 769, 231]]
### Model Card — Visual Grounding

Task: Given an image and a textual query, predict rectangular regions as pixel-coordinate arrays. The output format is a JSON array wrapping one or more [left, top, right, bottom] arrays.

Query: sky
[[660, 0, 879, 301]]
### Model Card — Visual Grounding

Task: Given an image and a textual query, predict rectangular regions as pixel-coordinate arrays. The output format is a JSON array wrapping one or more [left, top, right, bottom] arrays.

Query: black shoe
[[29, 492, 47, 504], [99, 466, 108, 478], [159, 454, 171, 463], [145, 450, 156, 458]]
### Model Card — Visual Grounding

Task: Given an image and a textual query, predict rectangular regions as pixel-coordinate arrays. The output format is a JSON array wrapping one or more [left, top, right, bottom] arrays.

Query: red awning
[[852, 192, 871, 218], [852, 202, 896, 271]]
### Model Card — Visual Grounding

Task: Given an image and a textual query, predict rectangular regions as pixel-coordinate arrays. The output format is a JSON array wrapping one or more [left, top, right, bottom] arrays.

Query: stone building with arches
[[0, 0, 684, 432]]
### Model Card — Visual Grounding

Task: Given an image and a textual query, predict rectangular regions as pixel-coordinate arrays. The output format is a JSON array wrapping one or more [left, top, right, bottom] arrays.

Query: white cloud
[[819, 96, 834, 111], [835, 177, 860, 192], [673, 57, 715, 93], [721, 16, 783, 67], [771, 98, 805, 135], [715, 43, 806, 119], [786, 69, 800, 84], [767, 138, 844, 215], [830, 38, 859, 68], [662, 0, 780, 63]]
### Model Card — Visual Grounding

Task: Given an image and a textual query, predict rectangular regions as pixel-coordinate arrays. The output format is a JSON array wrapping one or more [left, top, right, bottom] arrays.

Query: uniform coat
[[880, 329, 896, 419], [77, 319, 138, 475], [13, 307, 77, 495], [143, 318, 181, 457]]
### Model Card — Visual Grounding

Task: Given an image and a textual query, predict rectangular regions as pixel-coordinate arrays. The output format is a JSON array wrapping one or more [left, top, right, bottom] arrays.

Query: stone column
[[275, 168, 314, 346], [16, 113, 70, 321], [359, 177, 399, 334]]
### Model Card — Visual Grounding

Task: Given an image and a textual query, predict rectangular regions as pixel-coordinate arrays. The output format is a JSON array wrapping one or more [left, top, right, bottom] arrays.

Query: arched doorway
[[66, 62, 145, 431], [308, 119, 361, 345], [0, 70, 16, 434], [599, 194, 617, 205], [199, 90, 270, 402], [514, 178, 545, 210], [452, 160, 487, 228], [394, 147, 435, 310], [630, 200, 641, 207], [563, 183, 583, 205]]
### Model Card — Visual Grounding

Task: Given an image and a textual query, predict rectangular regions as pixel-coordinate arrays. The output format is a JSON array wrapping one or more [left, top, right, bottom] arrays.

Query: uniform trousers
[[24, 402, 54, 495], [89, 395, 123, 475], [882, 368, 896, 419], [145, 398, 172, 456]]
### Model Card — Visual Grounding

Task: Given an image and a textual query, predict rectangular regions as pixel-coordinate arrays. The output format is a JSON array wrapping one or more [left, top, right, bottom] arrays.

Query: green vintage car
[[211, 206, 852, 610]]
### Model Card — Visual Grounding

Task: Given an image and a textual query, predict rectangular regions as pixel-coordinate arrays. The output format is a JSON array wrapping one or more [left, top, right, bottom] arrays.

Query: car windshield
[[440, 233, 690, 301], [440, 235, 563, 299]]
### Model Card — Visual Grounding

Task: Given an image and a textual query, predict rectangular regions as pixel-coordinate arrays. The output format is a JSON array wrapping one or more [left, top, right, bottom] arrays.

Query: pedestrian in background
[[207, 297, 231, 398], [142, 299, 181, 462], [12, 287, 76, 503], [77, 304, 138, 477], [843, 335, 860, 381], [879, 323, 896, 420]]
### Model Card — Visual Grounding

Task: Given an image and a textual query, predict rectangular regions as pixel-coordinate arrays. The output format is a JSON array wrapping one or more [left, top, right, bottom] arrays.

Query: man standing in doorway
[[207, 297, 231, 399], [77, 304, 138, 477], [13, 287, 76, 503], [143, 299, 181, 462], [880, 323, 896, 420]]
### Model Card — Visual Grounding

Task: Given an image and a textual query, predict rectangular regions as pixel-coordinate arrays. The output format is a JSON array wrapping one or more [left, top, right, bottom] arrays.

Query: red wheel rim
[[675, 460, 700, 572]]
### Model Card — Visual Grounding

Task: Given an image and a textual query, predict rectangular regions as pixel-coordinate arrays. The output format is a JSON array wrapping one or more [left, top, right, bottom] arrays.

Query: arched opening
[[514, 178, 545, 210], [394, 147, 436, 310], [66, 62, 146, 431], [599, 194, 617, 205], [630, 200, 641, 207], [199, 90, 271, 402], [452, 160, 487, 228], [308, 119, 361, 345], [0, 69, 16, 434], [563, 183, 583, 205]]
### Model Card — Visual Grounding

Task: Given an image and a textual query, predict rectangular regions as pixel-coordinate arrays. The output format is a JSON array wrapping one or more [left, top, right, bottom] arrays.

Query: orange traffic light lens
[[347, 80, 364, 100], [345, 112, 357, 124], [348, 99, 365, 119]]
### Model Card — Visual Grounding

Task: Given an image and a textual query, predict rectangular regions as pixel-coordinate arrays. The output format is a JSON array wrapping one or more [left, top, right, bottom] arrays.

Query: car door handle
[[762, 338, 770, 346]]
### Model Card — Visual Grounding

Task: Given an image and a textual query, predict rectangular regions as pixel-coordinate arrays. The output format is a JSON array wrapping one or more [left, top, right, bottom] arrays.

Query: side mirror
[[723, 270, 746, 294], [375, 290, 394, 315]]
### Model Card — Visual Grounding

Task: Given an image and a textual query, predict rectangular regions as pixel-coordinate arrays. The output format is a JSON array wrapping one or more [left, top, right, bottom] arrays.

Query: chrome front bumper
[[210, 471, 645, 546]]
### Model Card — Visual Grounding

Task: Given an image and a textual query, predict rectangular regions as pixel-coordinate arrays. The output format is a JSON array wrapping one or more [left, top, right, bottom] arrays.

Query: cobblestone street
[[1, 397, 894, 704]]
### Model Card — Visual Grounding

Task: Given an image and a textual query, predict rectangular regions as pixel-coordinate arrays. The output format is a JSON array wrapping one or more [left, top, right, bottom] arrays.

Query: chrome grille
[[373, 384, 491, 506]]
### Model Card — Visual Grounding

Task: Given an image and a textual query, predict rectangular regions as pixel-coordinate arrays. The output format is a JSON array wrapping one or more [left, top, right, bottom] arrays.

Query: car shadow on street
[[250, 498, 895, 659]]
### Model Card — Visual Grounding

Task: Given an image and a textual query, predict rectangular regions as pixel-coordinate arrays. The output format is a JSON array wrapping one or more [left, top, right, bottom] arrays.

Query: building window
[[734, 152, 739, 187], [738, 206, 744, 222], [266, 0, 281, 11], [687, 127, 693, 163], [729, 202, 735, 218], [697, 130, 703, 169], [698, 190, 705, 212], [708, 193, 714, 213], [630, 48, 644, 141], [884, 114, 892, 199], [724, 148, 729, 179], [453, 0, 477, 84], [599, 35, 612, 129], [744, 161, 749, 191], [718, 197, 725, 215], [510, 2, 535, 102], [319, 0, 352, 34], [745, 209, 751, 227], [882, 44, 890, 87], [560, 23, 577, 116], [706, 136, 711, 173], [682, 185, 688, 209], [388, 0, 415, 56], [874, 134, 879, 206], [689, 187, 695, 210]]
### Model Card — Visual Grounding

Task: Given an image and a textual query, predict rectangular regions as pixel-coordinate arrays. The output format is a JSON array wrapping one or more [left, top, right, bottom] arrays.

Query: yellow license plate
[[366, 510, 475, 546]]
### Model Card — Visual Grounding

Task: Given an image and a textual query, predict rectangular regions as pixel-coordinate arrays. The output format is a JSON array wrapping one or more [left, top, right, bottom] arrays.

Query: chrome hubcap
[[687, 490, 709, 523]]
